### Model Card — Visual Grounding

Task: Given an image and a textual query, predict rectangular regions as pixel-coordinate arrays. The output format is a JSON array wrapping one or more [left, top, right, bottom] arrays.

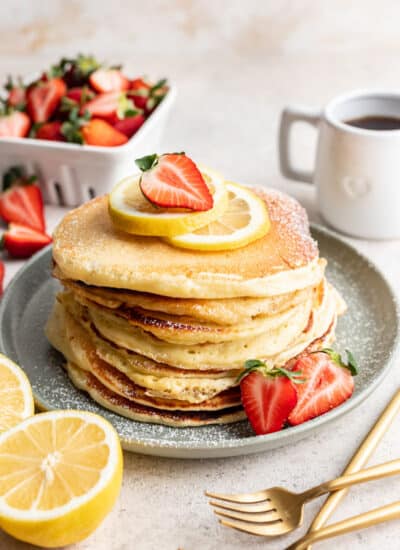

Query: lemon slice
[[0, 410, 123, 547], [108, 167, 228, 237], [0, 354, 34, 434], [165, 182, 270, 251]]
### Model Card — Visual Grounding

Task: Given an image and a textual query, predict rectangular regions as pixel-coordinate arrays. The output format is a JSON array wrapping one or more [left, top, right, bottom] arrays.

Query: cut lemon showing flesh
[[0, 354, 34, 434], [0, 410, 123, 548], [108, 167, 228, 237], [165, 182, 270, 251]]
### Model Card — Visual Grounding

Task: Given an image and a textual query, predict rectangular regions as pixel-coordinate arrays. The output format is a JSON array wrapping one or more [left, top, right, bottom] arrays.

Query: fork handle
[[301, 458, 400, 501], [287, 501, 400, 550]]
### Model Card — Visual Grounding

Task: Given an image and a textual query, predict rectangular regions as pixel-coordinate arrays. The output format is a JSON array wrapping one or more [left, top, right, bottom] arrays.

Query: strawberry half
[[89, 69, 129, 93], [27, 78, 67, 123], [0, 184, 46, 232], [113, 114, 145, 138], [3, 223, 51, 259], [82, 91, 121, 122], [239, 361, 300, 435], [82, 118, 128, 147], [0, 112, 30, 138], [136, 153, 214, 211], [288, 349, 357, 426], [36, 121, 65, 142], [8, 86, 26, 108]]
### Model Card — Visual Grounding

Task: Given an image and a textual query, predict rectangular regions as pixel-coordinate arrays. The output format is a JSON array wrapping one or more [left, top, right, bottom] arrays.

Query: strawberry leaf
[[135, 154, 159, 172], [238, 359, 305, 384], [319, 348, 358, 376]]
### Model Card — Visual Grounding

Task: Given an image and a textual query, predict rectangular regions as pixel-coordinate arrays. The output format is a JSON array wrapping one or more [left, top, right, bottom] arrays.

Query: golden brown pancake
[[67, 364, 246, 427], [54, 264, 321, 326], [52, 188, 320, 298]]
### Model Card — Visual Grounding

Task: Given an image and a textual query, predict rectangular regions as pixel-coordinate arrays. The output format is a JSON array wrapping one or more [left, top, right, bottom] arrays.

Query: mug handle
[[279, 106, 322, 183]]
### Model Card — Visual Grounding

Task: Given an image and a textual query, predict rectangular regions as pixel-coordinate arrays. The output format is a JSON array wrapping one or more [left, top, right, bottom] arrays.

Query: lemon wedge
[[165, 182, 270, 251], [108, 167, 228, 237], [0, 410, 123, 547], [0, 354, 34, 434]]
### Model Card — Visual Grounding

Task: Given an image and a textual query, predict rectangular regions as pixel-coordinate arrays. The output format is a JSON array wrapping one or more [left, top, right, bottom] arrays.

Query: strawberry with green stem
[[239, 360, 303, 435]]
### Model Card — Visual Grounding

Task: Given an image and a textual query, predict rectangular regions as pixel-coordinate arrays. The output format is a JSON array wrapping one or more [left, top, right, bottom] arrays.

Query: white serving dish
[[0, 85, 176, 207]]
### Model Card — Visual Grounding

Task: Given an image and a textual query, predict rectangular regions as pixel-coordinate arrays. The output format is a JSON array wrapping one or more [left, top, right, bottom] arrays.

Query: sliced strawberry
[[3, 223, 51, 259], [113, 114, 145, 138], [82, 92, 121, 122], [66, 87, 95, 104], [27, 78, 67, 123], [89, 69, 129, 93], [0, 185, 45, 232], [288, 351, 356, 426], [129, 78, 151, 91], [136, 153, 213, 211], [8, 87, 26, 108], [82, 118, 128, 147], [36, 121, 65, 142], [0, 261, 4, 295], [0, 112, 30, 138], [240, 370, 298, 435]]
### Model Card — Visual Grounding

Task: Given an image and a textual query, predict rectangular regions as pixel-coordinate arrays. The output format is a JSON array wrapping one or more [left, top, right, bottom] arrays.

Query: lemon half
[[108, 167, 228, 237], [0, 354, 34, 434], [0, 410, 123, 547], [165, 182, 270, 251]]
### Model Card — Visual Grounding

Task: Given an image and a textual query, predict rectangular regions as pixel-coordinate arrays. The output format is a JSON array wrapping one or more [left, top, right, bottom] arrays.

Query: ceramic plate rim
[[0, 223, 399, 457]]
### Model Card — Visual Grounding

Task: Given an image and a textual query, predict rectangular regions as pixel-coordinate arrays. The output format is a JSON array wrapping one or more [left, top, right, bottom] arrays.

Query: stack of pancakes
[[46, 187, 345, 427]]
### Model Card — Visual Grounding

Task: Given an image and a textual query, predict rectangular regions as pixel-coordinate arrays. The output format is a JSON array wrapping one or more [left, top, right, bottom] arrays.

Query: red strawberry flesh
[[240, 372, 297, 435], [0, 185, 45, 232], [139, 154, 213, 211], [0, 112, 30, 138], [288, 352, 354, 426], [4, 223, 51, 259]]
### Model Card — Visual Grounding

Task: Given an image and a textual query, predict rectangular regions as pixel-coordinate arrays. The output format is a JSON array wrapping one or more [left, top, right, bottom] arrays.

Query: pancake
[[58, 279, 339, 371], [52, 187, 320, 298], [46, 300, 239, 404], [70, 288, 315, 345], [67, 364, 246, 427], [54, 264, 323, 326]]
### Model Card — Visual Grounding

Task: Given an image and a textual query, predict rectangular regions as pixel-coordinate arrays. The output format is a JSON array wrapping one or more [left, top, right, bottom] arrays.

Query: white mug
[[279, 90, 400, 239]]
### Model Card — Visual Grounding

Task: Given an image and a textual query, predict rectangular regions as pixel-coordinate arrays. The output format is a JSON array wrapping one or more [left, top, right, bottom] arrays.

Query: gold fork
[[206, 458, 400, 537]]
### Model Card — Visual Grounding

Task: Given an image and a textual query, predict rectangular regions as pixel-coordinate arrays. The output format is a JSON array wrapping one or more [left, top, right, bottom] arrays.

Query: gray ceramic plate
[[0, 225, 398, 459]]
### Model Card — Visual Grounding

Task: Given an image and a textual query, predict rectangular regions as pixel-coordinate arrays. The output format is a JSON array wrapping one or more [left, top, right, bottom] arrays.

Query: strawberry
[[0, 184, 45, 232], [89, 69, 129, 93], [8, 87, 26, 108], [113, 114, 145, 137], [288, 349, 357, 426], [136, 153, 213, 211], [82, 91, 121, 122], [129, 78, 151, 92], [0, 111, 30, 138], [66, 87, 95, 105], [27, 78, 67, 123], [239, 361, 300, 435], [0, 261, 4, 295], [82, 118, 128, 147], [36, 121, 65, 142], [3, 223, 51, 259]]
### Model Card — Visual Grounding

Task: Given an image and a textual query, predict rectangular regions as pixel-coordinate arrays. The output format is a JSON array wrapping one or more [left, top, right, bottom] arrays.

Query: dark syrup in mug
[[345, 115, 400, 130]]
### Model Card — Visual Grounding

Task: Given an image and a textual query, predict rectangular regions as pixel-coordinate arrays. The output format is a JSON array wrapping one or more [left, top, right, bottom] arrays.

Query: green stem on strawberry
[[238, 358, 305, 384], [315, 348, 358, 375]]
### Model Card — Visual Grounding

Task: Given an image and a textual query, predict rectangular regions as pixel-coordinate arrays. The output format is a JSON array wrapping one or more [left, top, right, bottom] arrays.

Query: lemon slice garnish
[[0, 410, 123, 547], [0, 354, 34, 434], [108, 167, 228, 237], [165, 182, 270, 251]]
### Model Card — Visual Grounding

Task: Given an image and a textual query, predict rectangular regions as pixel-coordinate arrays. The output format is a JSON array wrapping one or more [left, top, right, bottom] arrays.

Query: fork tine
[[205, 490, 270, 503], [219, 517, 287, 537], [209, 499, 275, 513], [214, 508, 281, 523]]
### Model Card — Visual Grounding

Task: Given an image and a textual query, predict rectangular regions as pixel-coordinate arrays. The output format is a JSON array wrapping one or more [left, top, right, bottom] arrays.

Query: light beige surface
[[1, 2, 400, 549]]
